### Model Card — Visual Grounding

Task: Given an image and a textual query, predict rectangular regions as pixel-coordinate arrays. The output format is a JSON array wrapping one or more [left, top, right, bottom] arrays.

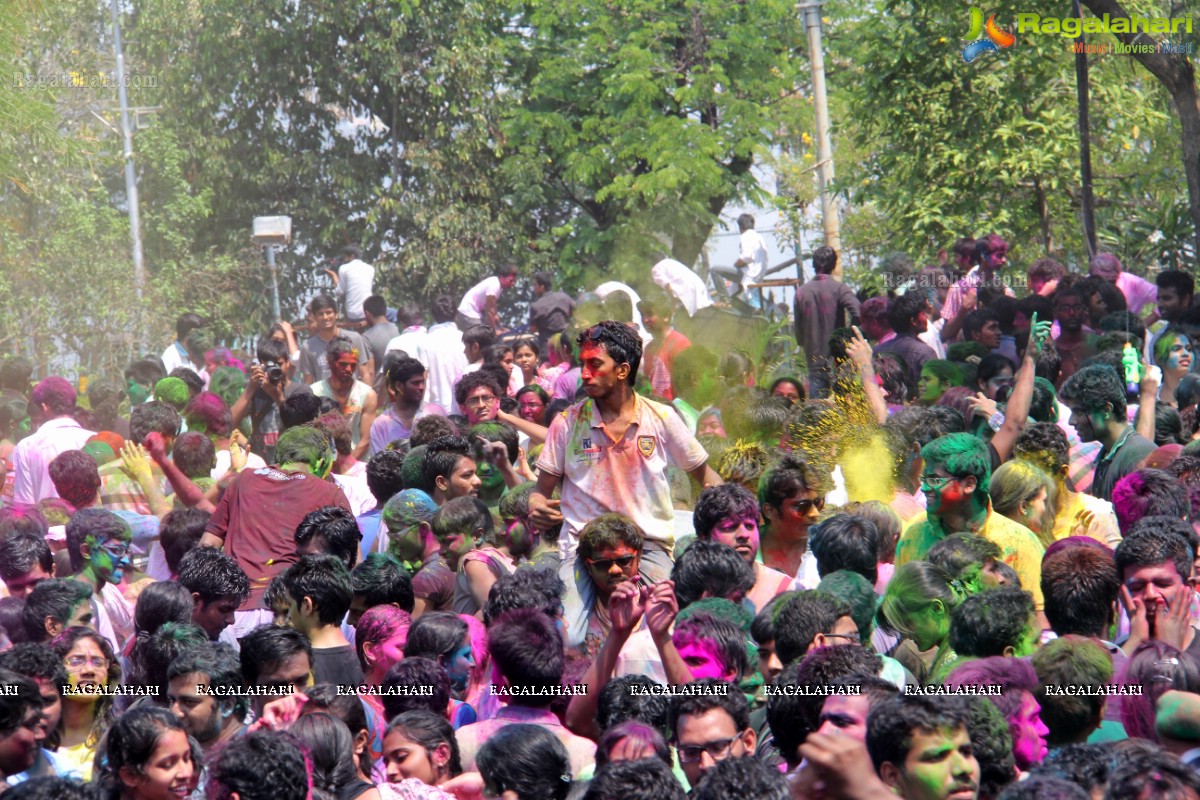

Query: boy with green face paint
[[64, 508, 134, 654], [380, 488, 450, 620], [895, 433, 1047, 617]]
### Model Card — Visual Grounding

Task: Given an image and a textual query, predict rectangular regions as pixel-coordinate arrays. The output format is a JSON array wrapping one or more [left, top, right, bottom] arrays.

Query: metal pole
[[110, 0, 146, 347], [1072, 0, 1097, 258], [266, 245, 282, 323], [801, 1, 841, 274]]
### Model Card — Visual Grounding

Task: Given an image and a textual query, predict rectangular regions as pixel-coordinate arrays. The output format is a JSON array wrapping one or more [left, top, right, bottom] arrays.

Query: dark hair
[[418, 435, 473, 493], [293, 506, 361, 570], [172, 431, 216, 479], [1041, 546, 1119, 638], [279, 393, 322, 431], [2, 778, 98, 800], [472, 420, 519, 465], [692, 484, 759, 540], [170, 367, 205, 398], [281, 554, 353, 626], [483, 567, 566, 625], [812, 246, 838, 275], [488, 609, 564, 706], [1105, 744, 1200, 799], [350, 553, 414, 612], [127, 622, 209, 697], [65, 508, 131, 573], [129, 401, 181, 443], [453, 371, 502, 408], [773, 590, 852, 666], [927, 533, 1000, 581], [577, 321, 643, 385], [125, 357, 167, 392], [1115, 516, 1197, 583], [963, 308, 999, 344], [809, 514, 880, 584], [1014, 421, 1071, 476], [587, 754, 682, 799], [0, 356, 33, 394], [177, 546, 251, 608], [239, 625, 312, 685], [160, 509, 212, 576], [22, 579, 92, 642], [94, 705, 193, 800], [365, 449, 407, 505], [767, 665, 892, 768], [462, 325, 498, 351], [288, 712, 359, 797], [432, 495, 493, 546], [1030, 745, 1112, 795], [48, 450, 101, 509], [405, 611, 469, 665], [577, 514, 644, 562], [0, 530, 53, 584], [964, 696, 1017, 799], [667, 678, 748, 736], [596, 675, 670, 735], [949, 587, 1035, 657], [670, 540, 754, 609], [207, 730, 309, 800], [133, 580, 193, 634], [693, 755, 787, 800], [477, 724, 571, 800], [886, 293, 929, 335], [385, 710, 462, 776], [866, 694, 973, 772], [757, 455, 824, 511], [672, 612, 748, 680], [1060, 363, 1127, 418], [380, 657, 450, 720], [168, 642, 248, 720], [790, 645, 884, 746]]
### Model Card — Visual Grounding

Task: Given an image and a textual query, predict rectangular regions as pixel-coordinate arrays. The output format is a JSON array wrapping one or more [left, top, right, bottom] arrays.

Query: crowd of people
[[0, 236, 1200, 800]]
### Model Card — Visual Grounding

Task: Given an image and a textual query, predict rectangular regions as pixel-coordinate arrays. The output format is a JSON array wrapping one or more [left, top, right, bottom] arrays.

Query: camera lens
[[267, 366, 284, 383]]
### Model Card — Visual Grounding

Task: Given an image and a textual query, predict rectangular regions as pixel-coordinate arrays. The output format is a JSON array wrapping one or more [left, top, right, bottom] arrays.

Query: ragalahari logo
[[962, 9, 1017, 62]]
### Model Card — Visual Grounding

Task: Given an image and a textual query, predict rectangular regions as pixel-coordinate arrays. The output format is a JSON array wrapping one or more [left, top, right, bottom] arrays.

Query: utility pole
[[110, 0, 146, 348], [798, 1, 841, 275]]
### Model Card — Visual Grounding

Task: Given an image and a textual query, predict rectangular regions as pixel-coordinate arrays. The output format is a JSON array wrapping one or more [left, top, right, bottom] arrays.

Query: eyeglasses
[[586, 555, 636, 572], [676, 734, 742, 763], [464, 395, 497, 408], [98, 542, 130, 561], [65, 655, 108, 669], [790, 497, 825, 514], [824, 632, 861, 644], [920, 474, 957, 491]]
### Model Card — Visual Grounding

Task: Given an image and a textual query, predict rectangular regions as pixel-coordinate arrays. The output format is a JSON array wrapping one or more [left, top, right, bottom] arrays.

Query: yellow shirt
[[895, 501, 1046, 610]]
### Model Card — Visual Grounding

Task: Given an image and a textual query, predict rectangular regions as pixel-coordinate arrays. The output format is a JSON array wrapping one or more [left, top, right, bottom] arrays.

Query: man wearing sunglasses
[[667, 678, 757, 792], [894, 433, 1046, 615]]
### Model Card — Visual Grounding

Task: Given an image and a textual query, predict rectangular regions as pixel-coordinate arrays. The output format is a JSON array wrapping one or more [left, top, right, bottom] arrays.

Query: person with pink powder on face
[[945, 657, 1049, 773], [693, 484, 790, 614]]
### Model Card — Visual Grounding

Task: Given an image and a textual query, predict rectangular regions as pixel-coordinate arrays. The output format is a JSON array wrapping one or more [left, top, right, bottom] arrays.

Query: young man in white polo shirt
[[529, 320, 722, 646]]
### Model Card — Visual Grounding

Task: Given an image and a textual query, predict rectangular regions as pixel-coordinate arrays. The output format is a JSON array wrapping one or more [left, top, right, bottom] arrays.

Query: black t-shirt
[[530, 291, 575, 335], [312, 645, 364, 687]]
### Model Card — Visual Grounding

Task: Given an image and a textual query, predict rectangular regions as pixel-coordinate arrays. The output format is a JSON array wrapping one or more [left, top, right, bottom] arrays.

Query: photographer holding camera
[[231, 337, 313, 464]]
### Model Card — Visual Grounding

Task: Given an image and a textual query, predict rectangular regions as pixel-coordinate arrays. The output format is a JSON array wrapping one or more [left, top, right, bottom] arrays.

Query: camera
[[266, 365, 284, 384]]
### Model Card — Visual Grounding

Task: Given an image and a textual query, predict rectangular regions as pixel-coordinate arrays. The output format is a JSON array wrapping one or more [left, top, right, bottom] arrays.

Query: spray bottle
[[1123, 342, 1141, 394]]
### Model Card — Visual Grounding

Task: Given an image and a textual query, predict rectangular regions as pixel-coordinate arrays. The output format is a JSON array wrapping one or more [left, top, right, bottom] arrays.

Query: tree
[[1079, 0, 1200, 261], [500, 0, 808, 283], [834, 0, 1176, 267]]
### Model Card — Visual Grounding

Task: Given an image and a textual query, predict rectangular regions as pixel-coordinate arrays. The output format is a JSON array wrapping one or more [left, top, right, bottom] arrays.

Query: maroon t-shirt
[[205, 466, 352, 609]]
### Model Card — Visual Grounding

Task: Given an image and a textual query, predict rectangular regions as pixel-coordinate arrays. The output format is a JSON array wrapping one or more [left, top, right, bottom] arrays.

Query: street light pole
[[266, 245, 282, 323], [110, 0, 146, 347], [798, 1, 841, 275]]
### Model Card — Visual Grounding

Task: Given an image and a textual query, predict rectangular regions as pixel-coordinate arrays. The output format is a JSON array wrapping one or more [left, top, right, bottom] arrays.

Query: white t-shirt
[[739, 228, 768, 289], [416, 322, 469, 413], [457, 276, 502, 322], [337, 259, 375, 321], [594, 281, 653, 346], [651, 259, 714, 317]]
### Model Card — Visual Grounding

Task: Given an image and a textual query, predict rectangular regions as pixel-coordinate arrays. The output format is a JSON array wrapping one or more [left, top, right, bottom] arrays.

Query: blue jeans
[[560, 543, 674, 649]]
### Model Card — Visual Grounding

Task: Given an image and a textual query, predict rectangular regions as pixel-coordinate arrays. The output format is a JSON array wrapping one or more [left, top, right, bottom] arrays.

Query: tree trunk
[[1080, 0, 1200, 259]]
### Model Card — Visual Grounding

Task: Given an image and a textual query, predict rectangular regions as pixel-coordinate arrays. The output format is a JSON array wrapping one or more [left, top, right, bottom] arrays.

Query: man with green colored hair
[[64, 507, 134, 653], [894, 433, 1046, 614], [200, 425, 352, 638]]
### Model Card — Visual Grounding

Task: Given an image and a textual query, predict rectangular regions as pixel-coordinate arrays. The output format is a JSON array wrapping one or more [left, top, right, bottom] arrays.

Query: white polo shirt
[[537, 395, 708, 551]]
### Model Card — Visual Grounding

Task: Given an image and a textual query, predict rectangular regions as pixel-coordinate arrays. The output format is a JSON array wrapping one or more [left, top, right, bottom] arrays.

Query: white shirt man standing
[[11, 377, 95, 507], [325, 245, 375, 323]]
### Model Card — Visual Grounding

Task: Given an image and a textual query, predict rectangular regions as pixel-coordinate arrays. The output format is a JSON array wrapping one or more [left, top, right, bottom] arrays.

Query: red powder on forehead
[[579, 343, 607, 361]]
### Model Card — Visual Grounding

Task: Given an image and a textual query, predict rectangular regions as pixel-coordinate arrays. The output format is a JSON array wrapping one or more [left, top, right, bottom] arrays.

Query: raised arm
[[988, 314, 1051, 462]]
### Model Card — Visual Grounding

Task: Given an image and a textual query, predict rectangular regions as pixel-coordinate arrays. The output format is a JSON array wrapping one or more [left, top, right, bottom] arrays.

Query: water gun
[[1123, 343, 1141, 393]]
